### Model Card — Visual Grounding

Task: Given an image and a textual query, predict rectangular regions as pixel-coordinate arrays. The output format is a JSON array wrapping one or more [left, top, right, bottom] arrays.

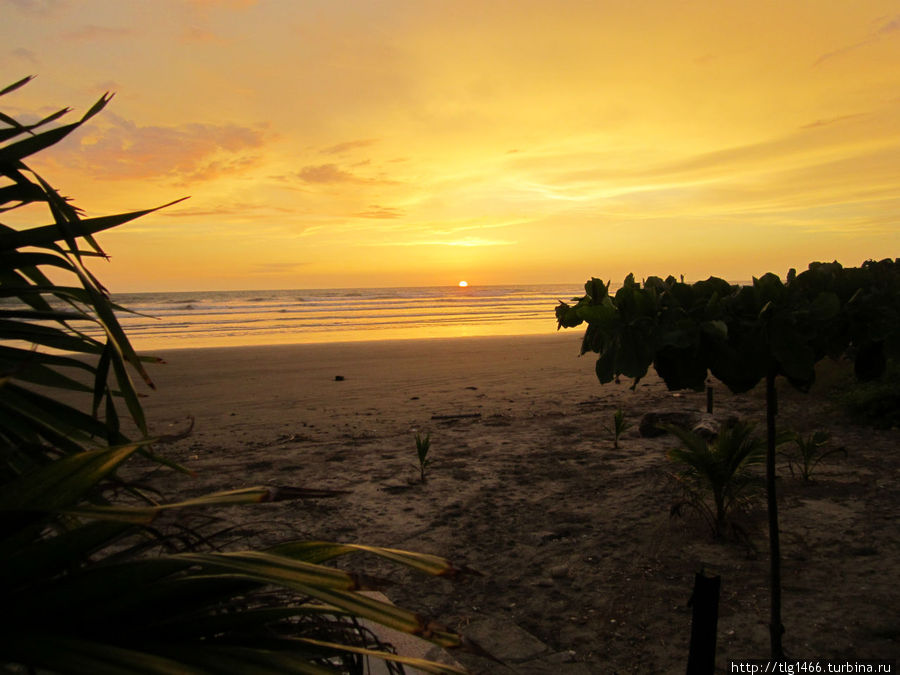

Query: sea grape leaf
[[617, 328, 654, 381], [555, 302, 582, 329], [754, 273, 785, 306], [769, 314, 815, 383], [658, 318, 696, 350], [585, 277, 609, 302], [708, 334, 768, 394], [700, 320, 728, 341], [809, 291, 840, 321], [653, 346, 707, 391], [854, 341, 886, 381], [595, 342, 618, 384], [694, 276, 733, 301], [576, 297, 618, 329]]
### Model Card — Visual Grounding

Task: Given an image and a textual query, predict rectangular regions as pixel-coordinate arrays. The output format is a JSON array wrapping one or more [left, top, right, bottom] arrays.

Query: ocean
[[108, 284, 585, 350]]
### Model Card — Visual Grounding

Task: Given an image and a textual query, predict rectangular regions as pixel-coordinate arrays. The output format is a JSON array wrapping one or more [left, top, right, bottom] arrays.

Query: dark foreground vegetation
[[0, 77, 473, 674], [557, 262, 900, 659]]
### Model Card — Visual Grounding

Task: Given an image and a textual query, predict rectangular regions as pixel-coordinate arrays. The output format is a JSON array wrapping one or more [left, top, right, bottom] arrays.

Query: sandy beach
[[131, 334, 898, 673]]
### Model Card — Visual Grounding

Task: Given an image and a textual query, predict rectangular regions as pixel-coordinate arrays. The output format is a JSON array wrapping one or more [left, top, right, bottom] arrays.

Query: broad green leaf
[[0, 441, 148, 511], [595, 342, 618, 384], [653, 346, 707, 392], [809, 291, 840, 321], [769, 313, 815, 383], [576, 297, 618, 329]]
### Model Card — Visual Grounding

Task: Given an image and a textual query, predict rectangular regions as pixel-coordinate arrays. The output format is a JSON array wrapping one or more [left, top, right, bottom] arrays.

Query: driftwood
[[430, 413, 482, 420]]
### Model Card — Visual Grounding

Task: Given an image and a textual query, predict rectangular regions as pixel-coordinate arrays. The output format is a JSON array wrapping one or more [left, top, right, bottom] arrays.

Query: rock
[[548, 564, 569, 579], [463, 615, 549, 663], [334, 375, 345, 381], [691, 413, 719, 440], [639, 410, 699, 437]]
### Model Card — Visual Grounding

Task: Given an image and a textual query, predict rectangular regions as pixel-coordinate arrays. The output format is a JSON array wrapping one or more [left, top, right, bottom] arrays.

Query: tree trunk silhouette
[[766, 369, 785, 658]]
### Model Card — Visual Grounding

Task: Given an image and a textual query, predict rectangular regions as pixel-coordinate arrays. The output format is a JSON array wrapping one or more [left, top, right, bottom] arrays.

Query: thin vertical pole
[[766, 369, 784, 658]]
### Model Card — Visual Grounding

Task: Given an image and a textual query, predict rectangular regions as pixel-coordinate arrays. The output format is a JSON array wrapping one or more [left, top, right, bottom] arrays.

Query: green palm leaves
[[667, 422, 765, 538], [0, 79, 472, 674]]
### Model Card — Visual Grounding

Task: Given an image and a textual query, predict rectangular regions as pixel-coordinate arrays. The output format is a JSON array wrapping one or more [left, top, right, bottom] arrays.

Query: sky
[[1, 0, 898, 291]]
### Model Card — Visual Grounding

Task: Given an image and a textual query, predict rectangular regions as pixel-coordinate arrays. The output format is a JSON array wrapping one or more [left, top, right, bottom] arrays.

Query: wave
[[105, 284, 582, 348]]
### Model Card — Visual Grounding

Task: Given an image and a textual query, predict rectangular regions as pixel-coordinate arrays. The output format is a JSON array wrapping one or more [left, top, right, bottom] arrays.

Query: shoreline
[[128, 322, 572, 353]]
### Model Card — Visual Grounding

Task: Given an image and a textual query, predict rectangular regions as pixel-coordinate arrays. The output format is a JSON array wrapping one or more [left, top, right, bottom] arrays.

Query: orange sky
[[2, 0, 898, 291]]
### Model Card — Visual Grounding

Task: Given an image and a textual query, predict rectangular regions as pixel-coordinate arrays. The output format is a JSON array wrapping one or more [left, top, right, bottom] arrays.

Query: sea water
[[106, 284, 585, 350]]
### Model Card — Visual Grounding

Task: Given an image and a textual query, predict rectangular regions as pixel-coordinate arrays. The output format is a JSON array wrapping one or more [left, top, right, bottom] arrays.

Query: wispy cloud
[[799, 113, 866, 129], [296, 163, 363, 184], [249, 261, 310, 274], [10, 47, 38, 64], [813, 13, 900, 66], [161, 201, 294, 219], [62, 25, 139, 42], [354, 205, 404, 219], [186, 0, 256, 7], [374, 237, 516, 247], [320, 139, 376, 155], [4, 0, 64, 15], [294, 161, 399, 186], [181, 27, 229, 44]]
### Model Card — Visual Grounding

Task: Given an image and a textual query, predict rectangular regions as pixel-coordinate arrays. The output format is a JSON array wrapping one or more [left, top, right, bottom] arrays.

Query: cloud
[[62, 25, 138, 42], [874, 13, 900, 36], [320, 139, 376, 155], [53, 113, 268, 183], [375, 237, 516, 247], [813, 13, 900, 66], [10, 47, 38, 64], [3, 0, 64, 15], [249, 261, 310, 274], [186, 0, 256, 7], [181, 27, 229, 44], [354, 205, 404, 219], [161, 200, 294, 218], [799, 113, 866, 129], [296, 163, 364, 184]]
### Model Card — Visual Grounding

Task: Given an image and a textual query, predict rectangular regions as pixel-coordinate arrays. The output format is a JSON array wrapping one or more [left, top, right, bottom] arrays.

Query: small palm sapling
[[415, 432, 432, 482]]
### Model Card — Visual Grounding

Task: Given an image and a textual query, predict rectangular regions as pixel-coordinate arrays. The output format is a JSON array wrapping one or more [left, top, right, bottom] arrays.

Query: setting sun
[[5, 2, 899, 292], [458, 280, 469, 287]]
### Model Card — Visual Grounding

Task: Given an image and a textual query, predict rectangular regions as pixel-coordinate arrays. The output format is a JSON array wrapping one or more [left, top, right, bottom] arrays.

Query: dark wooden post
[[706, 383, 714, 414], [686, 571, 720, 675]]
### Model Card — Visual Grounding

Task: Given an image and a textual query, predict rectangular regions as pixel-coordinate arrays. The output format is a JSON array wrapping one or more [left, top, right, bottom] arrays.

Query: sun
[[458, 280, 469, 287]]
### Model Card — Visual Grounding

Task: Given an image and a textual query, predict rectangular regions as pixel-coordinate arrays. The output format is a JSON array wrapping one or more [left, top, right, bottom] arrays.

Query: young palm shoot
[[780, 430, 845, 482], [415, 432, 432, 483], [610, 408, 631, 448], [667, 421, 765, 538]]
